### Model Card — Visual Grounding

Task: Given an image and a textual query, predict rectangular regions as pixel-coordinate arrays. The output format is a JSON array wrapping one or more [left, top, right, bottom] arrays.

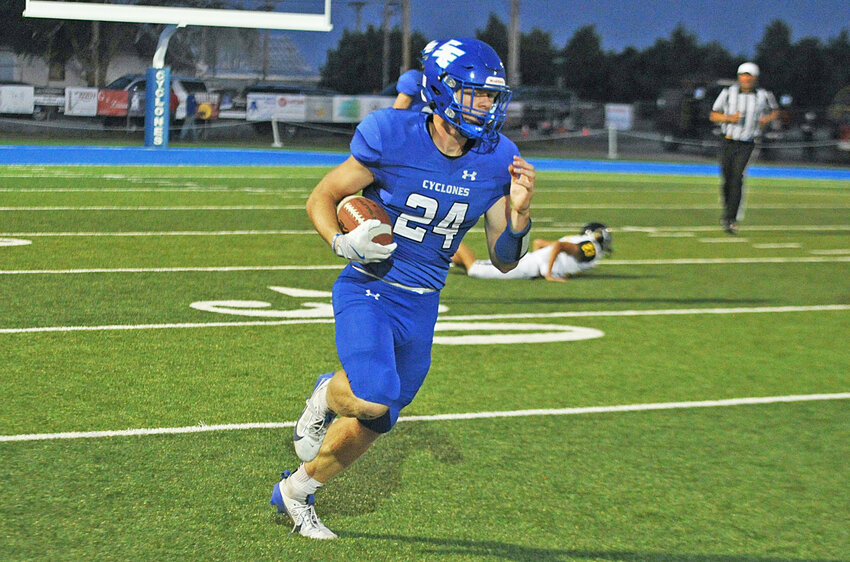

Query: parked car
[[827, 85, 850, 157], [508, 86, 576, 134], [104, 74, 209, 120], [656, 81, 728, 153]]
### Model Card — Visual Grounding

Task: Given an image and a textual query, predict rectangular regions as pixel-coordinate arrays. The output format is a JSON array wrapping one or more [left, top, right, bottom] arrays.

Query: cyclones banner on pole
[[144, 66, 171, 148]]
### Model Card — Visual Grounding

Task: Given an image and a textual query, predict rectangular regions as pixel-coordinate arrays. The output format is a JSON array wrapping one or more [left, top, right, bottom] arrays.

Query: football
[[336, 195, 394, 246]]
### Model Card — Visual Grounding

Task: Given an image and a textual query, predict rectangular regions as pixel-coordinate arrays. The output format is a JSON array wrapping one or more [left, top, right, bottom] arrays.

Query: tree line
[[4, 1, 849, 109], [322, 15, 850, 109]]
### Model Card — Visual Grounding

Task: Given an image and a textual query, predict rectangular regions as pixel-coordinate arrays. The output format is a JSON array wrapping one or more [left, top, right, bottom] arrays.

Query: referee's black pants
[[720, 138, 755, 223]]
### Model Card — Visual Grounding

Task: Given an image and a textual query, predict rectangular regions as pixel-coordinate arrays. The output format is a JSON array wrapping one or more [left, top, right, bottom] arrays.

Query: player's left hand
[[508, 156, 535, 215]]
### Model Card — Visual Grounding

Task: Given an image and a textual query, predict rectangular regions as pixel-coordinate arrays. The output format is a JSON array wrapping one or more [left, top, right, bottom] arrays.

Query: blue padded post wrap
[[494, 217, 531, 263]]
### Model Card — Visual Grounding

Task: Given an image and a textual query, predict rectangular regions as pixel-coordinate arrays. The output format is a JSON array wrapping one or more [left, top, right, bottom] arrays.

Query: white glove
[[332, 219, 397, 264]]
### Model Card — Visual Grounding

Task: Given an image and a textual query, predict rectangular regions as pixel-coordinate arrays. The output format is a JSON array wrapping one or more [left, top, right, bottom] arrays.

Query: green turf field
[[1, 165, 849, 560]]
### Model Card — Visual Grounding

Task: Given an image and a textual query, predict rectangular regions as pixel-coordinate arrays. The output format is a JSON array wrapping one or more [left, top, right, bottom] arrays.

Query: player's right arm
[[392, 92, 414, 109], [306, 155, 375, 247], [543, 241, 567, 282]]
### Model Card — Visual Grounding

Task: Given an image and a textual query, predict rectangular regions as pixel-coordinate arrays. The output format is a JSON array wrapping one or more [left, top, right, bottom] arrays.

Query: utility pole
[[508, 0, 521, 86], [261, 1, 273, 81], [262, 29, 269, 80], [90, 21, 100, 86], [382, 0, 396, 88], [348, 1, 366, 32], [401, 0, 410, 72]]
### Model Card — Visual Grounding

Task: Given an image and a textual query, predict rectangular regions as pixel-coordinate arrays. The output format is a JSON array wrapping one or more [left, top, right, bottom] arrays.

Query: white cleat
[[270, 473, 337, 540], [293, 373, 336, 462]]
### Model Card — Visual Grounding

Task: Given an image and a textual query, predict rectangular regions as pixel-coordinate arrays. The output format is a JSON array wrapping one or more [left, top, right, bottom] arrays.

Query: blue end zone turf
[[1, 145, 848, 181]]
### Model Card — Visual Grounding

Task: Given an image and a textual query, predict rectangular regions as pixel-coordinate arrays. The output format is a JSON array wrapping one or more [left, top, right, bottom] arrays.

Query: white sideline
[[2, 392, 848, 443], [1, 304, 848, 334]]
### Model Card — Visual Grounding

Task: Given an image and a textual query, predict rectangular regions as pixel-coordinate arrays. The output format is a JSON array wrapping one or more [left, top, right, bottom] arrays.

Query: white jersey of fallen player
[[466, 235, 602, 280]]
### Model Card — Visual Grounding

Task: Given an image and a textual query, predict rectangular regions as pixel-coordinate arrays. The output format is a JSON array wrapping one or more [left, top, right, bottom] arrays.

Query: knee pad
[[357, 411, 393, 434]]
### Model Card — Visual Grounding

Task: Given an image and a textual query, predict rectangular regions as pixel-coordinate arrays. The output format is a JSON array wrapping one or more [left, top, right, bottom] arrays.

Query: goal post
[[23, 0, 333, 31], [23, 0, 332, 148]]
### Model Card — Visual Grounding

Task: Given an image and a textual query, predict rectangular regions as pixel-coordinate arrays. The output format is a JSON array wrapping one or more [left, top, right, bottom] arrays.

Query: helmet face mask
[[581, 222, 613, 254], [421, 38, 512, 145]]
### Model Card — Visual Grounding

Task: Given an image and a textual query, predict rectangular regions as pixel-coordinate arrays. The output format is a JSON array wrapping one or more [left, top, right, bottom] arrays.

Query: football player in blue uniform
[[392, 68, 426, 111], [270, 38, 536, 539], [393, 41, 438, 112]]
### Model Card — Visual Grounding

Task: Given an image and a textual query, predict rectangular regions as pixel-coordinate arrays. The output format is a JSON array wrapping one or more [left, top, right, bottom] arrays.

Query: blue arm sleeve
[[494, 217, 532, 263]]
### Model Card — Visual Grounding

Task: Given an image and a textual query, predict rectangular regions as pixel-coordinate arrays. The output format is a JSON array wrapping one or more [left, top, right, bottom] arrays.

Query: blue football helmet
[[421, 38, 512, 144]]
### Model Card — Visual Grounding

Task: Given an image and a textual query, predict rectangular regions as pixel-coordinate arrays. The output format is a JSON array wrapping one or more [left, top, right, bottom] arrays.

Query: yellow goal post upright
[[22, 0, 333, 147]]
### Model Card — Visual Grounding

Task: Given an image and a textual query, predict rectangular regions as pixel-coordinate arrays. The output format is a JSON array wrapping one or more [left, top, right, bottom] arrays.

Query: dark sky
[[285, 0, 849, 72]]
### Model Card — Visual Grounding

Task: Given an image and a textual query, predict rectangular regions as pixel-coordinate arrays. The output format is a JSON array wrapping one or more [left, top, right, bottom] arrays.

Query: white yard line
[[4, 225, 850, 238], [0, 206, 305, 211], [2, 203, 849, 211], [621, 225, 850, 232], [698, 238, 751, 243], [0, 230, 311, 237], [2, 392, 848, 443], [810, 249, 850, 255], [0, 187, 309, 193], [1, 304, 847, 335], [0, 265, 344, 275], [3, 255, 850, 275], [603, 256, 850, 264]]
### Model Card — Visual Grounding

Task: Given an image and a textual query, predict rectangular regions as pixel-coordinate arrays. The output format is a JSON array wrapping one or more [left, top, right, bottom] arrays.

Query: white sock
[[283, 464, 323, 502]]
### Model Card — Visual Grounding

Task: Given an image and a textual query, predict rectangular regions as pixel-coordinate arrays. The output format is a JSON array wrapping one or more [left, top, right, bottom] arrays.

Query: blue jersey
[[396, 69, 427, 112], [351, 108, 518, 290]]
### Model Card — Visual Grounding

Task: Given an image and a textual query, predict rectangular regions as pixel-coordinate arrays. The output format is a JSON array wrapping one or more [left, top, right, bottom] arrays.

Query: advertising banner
[[332, 96, 361, 123], [97, 89, 129, 116], [305, 97, 334, 122], [604, 103, 634, 130], [144, 66, 171, 148], [355, 96, 394, 120], [332, 96, 393, 123], [246, 93, 307, 122], [64, 88, 99, 116], [0, 85, 35, 114]]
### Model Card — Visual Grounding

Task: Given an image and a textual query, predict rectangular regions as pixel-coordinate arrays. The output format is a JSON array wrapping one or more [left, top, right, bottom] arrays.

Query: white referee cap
[[737, 62, 760, 76]]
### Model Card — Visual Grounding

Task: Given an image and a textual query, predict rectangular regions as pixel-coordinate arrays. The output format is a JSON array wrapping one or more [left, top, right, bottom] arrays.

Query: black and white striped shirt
[[712, 84, 779, 141]]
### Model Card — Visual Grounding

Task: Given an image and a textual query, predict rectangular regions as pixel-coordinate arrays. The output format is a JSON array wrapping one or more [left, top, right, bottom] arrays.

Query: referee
[[710, 62, 780, 234]]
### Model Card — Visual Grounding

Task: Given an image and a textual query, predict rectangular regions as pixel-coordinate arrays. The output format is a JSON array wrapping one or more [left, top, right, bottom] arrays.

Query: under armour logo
[[365, 289, 380, 300], [433, 39, 465, 69], [462, 170, 477, 181]]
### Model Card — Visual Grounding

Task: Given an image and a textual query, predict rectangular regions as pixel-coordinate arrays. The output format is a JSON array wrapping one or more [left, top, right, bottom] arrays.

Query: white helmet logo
[[433, 40, 466, 69]]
